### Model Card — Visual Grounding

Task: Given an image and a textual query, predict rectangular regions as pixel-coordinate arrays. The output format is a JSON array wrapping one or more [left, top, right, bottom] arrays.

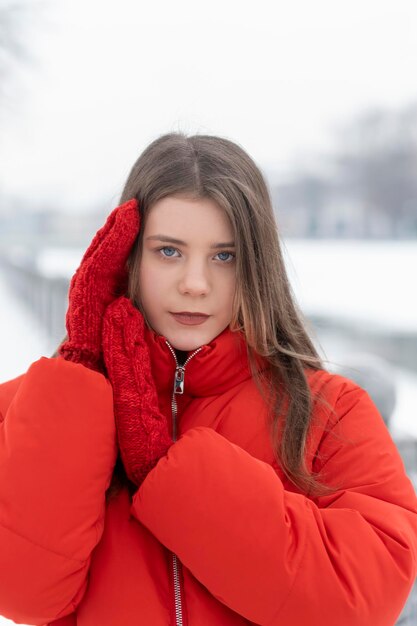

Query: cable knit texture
[[58, 196, 171, 487], [59, 198, 140, 372], [102, 296, 173, 487]]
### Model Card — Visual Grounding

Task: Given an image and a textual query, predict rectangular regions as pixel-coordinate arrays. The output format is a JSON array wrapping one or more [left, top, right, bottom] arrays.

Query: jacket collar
[[144, 325, 268, 398]]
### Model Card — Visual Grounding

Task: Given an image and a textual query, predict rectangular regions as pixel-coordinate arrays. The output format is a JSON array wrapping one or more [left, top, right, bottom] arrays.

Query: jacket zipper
[[165, 341, 202, 626]]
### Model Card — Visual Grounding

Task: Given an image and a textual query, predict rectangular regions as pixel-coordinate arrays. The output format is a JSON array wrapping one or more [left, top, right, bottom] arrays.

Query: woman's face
[[138, 195, 237, 351]]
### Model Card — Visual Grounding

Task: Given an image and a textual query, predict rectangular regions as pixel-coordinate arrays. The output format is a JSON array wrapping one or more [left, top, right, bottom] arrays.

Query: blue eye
[[157, 246, 235, 262], [160, 246, 178, 257], [216, 251, 235, 262]]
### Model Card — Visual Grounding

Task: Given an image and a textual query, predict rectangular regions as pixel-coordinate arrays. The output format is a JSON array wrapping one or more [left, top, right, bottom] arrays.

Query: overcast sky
[[1, 0, 417, 212]]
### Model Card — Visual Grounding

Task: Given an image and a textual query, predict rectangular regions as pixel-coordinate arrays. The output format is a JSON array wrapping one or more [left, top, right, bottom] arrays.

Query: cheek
[[219, 273, 236, 316], [224, 272, 236, 300], [138, 261, 163, 309], [138, 255, 175, 312]]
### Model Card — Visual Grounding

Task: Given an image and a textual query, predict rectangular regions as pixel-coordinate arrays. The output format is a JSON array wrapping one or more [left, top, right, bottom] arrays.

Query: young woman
[[0, 133, 416, 626]]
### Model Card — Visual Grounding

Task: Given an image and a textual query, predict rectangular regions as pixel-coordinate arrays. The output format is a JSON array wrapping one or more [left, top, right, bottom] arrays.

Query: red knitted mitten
[[102, 296, 173, 487], [59, 198, 140, 372]]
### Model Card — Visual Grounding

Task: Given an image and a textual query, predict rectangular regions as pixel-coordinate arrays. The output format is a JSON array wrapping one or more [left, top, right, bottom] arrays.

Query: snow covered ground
[[0, 268, 50, 381], [1, 238, 417, 433], [282, 238, 417, 334], [33, 238, 417, 333], [283, 239, 417, 438]]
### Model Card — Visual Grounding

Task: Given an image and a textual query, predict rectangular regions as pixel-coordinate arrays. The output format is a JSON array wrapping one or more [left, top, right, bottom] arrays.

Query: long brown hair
[[112, 132, 337, 497]]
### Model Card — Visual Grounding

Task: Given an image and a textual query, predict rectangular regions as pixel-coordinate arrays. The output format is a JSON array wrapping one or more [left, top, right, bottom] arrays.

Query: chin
[[168, 336, 206, 352], [159, 318, 230, 352], [166, 328, 215, 352]]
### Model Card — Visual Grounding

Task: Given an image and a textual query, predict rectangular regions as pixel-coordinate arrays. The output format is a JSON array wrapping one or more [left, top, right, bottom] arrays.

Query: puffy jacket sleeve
[[131, 378, 417, 626], [0, 356, 117, 625]]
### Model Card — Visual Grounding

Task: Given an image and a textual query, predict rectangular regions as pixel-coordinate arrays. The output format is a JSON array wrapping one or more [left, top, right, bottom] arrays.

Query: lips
[[170, 312, 210, 326], [174, 312, 209, 317]]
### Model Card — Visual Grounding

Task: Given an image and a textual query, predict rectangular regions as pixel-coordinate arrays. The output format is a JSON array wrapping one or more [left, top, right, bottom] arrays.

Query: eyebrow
[[146, 235, 236, 249]]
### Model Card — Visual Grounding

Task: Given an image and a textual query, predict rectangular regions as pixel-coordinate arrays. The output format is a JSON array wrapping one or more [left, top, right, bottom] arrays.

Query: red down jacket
[[0, 326, 416, 626]]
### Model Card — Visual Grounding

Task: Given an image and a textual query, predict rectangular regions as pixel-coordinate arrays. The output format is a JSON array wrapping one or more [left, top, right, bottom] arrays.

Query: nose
[[178, 260, 211, 297]]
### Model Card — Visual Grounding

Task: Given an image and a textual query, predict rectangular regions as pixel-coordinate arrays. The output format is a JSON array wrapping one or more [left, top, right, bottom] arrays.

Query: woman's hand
[[59, 198, 140, 372], [102, 296, 173, 487]]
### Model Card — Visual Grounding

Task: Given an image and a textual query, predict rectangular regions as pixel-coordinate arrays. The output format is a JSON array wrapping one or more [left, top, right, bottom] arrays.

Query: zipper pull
[[174, 366, 185, 394]]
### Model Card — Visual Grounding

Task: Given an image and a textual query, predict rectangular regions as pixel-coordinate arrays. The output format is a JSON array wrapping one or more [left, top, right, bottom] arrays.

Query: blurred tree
[[273, 103, 417, 238], [273, 173, 329, 237], [336, 106, 417, 237], [0, 0, 47, 116], [0, 1, 30, 97]]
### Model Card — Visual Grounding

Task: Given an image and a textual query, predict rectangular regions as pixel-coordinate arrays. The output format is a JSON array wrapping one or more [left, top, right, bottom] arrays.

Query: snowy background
[[1, 0, 417, 622], [1, 238, 417, 437]]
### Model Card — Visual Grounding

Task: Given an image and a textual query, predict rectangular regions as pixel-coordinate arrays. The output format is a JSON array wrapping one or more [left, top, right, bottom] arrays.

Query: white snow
[[35, 246, 84, 279], [35, 239, 417, 333], [1, 238, 417, 433], [282, 239, 417, 334], [389, 366, 417, 438], [0, 269, 50, 383]]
